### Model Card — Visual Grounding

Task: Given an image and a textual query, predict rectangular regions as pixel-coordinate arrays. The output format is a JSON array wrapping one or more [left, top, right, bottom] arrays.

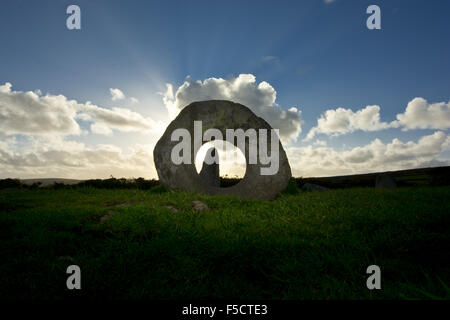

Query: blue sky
[[1, 0, 449, 178]]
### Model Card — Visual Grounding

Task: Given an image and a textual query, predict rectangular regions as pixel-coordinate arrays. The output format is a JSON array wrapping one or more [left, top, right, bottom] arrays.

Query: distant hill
[[296, 166, 450, 189], [1, 166, 449, 189], [20, 178, 83, 187]]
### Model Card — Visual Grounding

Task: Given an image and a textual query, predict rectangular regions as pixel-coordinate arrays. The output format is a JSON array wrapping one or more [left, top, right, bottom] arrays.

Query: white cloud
[[393, 97, 450, 130], [306, 97, 450, 140], [261, 56, 278, 62], [0, 82, 164, 178], [130, 97, 139, 104], [77, 102, 161, 135], [260, 56, 281, 67], [90, 122, 114, 136], [305, 105, 391, 140], [109, 88, 125, 101], [0, 136, 157, 179], [0, 82, 81, 136], [2, 80, 449, 180], [109, 88, 139, 104], [161, 74, 303, 143], [313, 139, 327, 146], [288, 131, 450, 177], [0, 82, 160, 137]]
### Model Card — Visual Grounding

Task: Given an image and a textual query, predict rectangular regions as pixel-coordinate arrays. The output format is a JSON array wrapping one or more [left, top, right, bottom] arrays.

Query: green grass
[[1, 186, 449, 300]]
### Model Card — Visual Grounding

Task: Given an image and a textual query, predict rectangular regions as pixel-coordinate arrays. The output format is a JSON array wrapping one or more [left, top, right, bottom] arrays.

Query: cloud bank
[[109, 88, 125, 101], [1, 80, 449, 179], [162, 74, 303, 143], [305, 105, 390, 140], [306, 97, 450, 140], [110, 87, 139, 104], [394, 97, 450, 130], [289, 131, 450, 177], [0, 82, 81, 136], [77, 103, 159, 136], [0, 136, 156, 179], [0, 82, 159, 137]]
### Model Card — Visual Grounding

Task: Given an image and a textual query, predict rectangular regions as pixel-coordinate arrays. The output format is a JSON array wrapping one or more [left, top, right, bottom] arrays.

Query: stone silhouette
[[153, 100, 291, 200], [199, 148, 220, 188]]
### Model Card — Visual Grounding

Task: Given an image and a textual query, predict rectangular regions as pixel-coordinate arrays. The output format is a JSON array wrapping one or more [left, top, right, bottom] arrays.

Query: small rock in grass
[[302, 183, 329, 191], [163, 205, 179, 213], [105, 201, 133, 207], [100, 210, 115, 223], [58, 256, 74, 262], [115, 202, 132, 207], [192, 200, 210, 211]]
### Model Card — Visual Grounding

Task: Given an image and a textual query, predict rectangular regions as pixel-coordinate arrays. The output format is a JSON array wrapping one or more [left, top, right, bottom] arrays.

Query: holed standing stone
[[153, 100, 292, 200]]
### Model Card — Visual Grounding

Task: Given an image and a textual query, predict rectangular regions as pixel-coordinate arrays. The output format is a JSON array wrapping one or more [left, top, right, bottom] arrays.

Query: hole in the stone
[[195, 140, 246, 187]]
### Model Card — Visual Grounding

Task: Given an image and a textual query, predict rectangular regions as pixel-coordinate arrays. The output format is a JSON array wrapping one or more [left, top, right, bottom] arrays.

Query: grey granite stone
[[153, 100, 292, 200]]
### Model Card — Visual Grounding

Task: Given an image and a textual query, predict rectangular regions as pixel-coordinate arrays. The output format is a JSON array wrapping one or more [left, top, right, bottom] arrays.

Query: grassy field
[[1, 185, 450, 300]]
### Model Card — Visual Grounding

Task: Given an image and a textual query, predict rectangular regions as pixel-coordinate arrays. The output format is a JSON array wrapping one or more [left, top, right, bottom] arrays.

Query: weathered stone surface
[[153, 100, 292, 200], [375, 174, 397, 189], [199, 148, 220, 188]]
